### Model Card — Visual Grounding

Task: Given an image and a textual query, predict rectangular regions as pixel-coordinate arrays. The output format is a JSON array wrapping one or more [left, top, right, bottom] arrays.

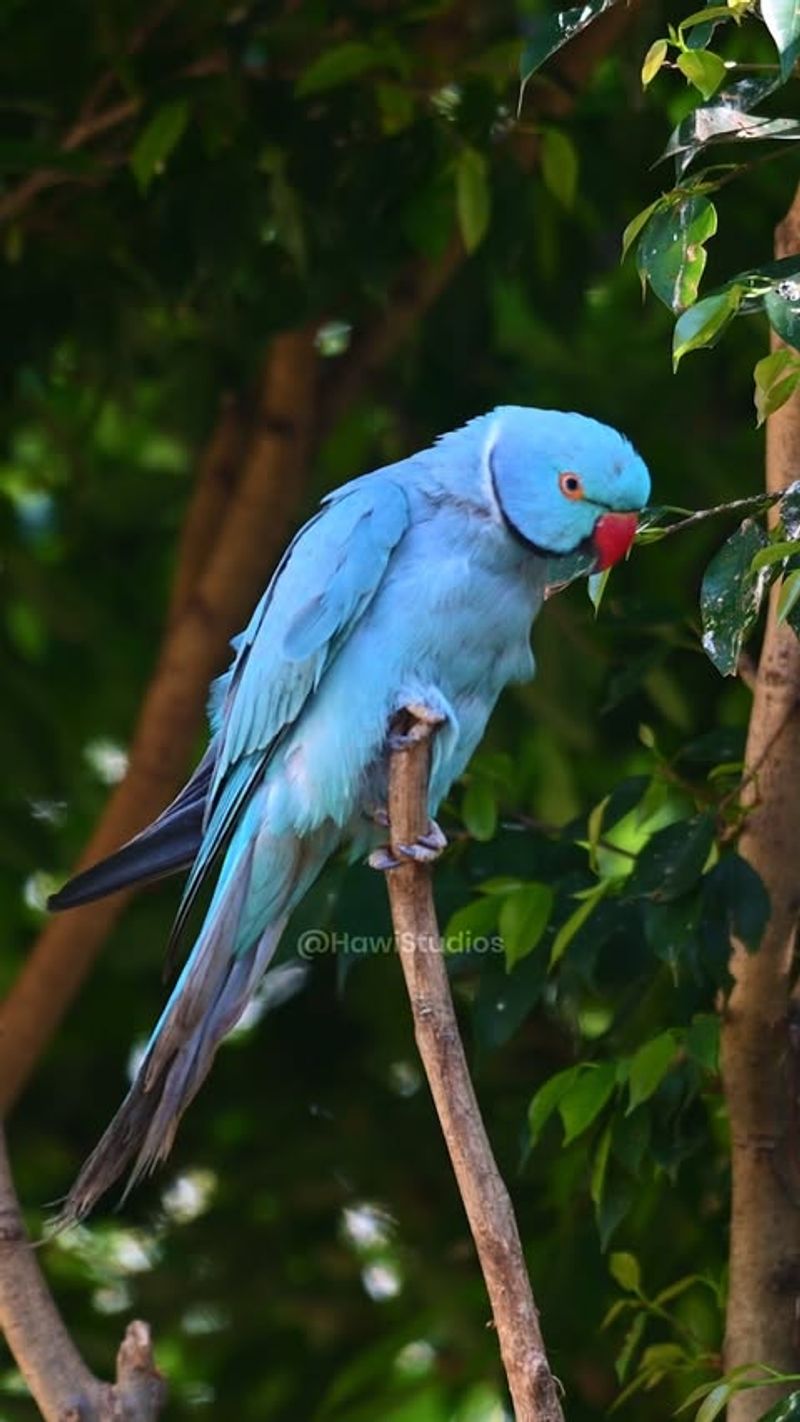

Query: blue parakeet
[[50, 406, 650, 1218]]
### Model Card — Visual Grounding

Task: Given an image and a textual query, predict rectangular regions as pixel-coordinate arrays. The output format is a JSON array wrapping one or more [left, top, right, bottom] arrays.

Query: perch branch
[[381, 712, 565, 1422], [0, 1124, 165, 1421]]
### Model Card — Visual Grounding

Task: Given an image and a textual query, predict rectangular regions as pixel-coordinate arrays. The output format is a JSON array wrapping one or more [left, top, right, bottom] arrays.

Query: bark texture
[[722, 183, 800, 1421], [383, 714, 565, 1422], [0, 1127, 165, 1421]]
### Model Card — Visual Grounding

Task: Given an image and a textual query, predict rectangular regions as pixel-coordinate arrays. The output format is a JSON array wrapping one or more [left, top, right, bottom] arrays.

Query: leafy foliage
[[1, 0, 798, 1419]]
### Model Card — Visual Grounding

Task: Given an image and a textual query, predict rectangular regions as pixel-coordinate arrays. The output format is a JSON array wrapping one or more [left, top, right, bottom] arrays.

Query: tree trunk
[[722, 182, 800, 1421]]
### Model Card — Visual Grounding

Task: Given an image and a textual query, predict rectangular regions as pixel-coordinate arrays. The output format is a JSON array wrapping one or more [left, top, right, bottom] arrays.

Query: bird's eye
[[558, 471, 585, 501]]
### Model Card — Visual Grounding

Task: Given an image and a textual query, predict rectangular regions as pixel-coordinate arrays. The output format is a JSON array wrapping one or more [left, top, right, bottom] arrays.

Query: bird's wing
[[167, 474, 410, 949]]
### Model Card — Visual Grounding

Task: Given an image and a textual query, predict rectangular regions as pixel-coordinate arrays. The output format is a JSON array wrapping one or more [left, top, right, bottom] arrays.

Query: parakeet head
[[486, 406, 650, 571]]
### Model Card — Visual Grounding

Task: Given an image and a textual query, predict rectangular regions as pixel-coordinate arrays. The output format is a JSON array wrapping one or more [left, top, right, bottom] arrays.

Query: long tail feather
[[56, 832, 293, 1226], [48, 747, 215, 911]]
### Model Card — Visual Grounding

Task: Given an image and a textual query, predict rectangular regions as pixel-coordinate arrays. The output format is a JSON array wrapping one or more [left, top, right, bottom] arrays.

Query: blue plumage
[[52, 406, 650, 1218]]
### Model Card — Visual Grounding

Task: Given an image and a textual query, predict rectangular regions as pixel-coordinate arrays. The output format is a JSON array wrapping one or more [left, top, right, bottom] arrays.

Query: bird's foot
[[368, 819, 447, 872], [387, 701, 446, 752]]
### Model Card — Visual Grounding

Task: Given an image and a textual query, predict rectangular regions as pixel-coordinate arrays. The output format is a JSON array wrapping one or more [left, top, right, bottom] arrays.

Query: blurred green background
[[0, 1, 791, 1418]]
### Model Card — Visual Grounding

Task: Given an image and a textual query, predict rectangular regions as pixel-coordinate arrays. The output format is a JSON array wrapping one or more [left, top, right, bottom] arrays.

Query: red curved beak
[[593, 511, 638, 571]]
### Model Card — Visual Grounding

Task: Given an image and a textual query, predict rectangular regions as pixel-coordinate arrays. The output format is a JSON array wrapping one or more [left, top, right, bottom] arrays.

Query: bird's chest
[[392, 538, 542, 697]]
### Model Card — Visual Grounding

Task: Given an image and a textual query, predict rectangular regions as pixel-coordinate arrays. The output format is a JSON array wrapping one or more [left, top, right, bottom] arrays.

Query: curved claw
[[367, 819, 447, 872]]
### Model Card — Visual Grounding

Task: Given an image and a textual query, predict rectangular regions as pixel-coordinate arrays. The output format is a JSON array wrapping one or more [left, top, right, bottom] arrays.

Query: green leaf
[[641, 38, 669, 86], [750, 540, 799, 572], [621, 199, 662, 261], [778, 568, 800, 624], [663, 100, 798, 179], [609, 1251, 642, 1293], [762, 0, 800, 79], [759, 1391, 800, 1421], [673, 285, 742, 368], [550, 881, 611, 966], [700, 517, 769, 674], [781, 482, 800, 539], [456, 147, 490, 253], [766, 282, 800, 352], [615, 1310, 647, 1383], [462, 778, 497, 841], [627, 1032, 678, 1112], [590, 1123, 613, 1207], [262, 150, 307, 271], [695, 1383, 734, 1422], [702, 854, 770, 954], [588, 568, 611, 612], [519, 0, 622, 91], [559, 1062, 617, 1143], [529, 1066, 580, 1143], [627, 814, 716, 902], [540, 128, 579, 208], [637, 195, 717, 313], [686, 1014, 720, 1072], [676, 49, 727, 101], [296, 41, 398, 95], [375, 83, 415, 135], [499, 883, 554, 970], [443, 894, 500, 953], [130, 99, 190, 195]]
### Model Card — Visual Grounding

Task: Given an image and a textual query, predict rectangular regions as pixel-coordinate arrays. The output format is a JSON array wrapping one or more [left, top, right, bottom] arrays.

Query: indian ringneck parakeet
[[50, 405, 650, 1219]]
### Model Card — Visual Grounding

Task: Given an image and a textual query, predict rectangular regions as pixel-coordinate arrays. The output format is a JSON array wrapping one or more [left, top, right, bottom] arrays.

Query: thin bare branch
[[382, 712, 565, 1422], [0, 1125, 165, 1421]]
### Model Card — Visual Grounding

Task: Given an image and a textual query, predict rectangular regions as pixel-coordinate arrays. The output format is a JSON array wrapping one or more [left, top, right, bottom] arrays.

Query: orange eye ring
[[559, 471, 585, 501]]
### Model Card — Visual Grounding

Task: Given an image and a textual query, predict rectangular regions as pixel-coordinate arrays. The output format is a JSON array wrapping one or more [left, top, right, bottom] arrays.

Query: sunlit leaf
[[754, 350, 800, 425], [766, 280, 800, 352], [762, 0, 800, 79], [676, 49, 726, 101], [637, 195, 717, 312], [758, 1390, 800, 1421], [674, 283, 744, 367], [519, 0, 623, 93], [621, 199, 663, 260], [641, 39, 668, 86], [695, 1383, 734, 1422], [662, 75, 797, 176], [700, 516, 769, 673], [777, 567, 800, 624]]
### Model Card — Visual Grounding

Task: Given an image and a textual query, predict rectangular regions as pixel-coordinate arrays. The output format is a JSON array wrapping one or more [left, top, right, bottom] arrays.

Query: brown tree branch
[[0, 1125, 165, 1421], [382, 713, 565, 1422], [166, 392, 246, 626], [0, 329, 317, 1113], [722, 181, 800, 1422]]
